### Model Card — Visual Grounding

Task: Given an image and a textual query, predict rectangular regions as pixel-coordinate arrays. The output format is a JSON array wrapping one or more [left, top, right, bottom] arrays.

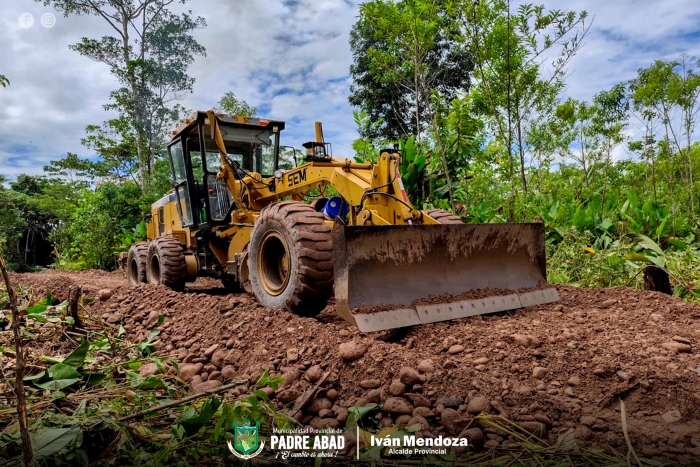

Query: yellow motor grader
[[126, 110, 558, 332]]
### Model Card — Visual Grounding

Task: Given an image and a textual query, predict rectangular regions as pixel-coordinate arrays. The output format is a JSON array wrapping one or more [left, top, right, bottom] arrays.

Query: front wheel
[[249, 201, 334, 317]]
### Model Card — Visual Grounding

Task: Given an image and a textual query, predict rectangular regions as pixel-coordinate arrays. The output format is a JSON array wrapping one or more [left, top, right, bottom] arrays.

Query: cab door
[[167, 139, 195, 227]]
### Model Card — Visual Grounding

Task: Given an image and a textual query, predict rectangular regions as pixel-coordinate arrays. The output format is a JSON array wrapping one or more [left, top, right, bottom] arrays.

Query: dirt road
[[6, 270, 700, 463]]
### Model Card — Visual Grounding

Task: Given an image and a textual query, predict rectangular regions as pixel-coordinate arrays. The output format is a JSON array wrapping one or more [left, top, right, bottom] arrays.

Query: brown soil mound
[[7, 269, 124, 301], [7, 271, 700, 463]]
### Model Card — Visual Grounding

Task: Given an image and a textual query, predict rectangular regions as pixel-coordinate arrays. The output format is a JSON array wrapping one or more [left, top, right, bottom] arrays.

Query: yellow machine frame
[[147, 110, 440, 279]]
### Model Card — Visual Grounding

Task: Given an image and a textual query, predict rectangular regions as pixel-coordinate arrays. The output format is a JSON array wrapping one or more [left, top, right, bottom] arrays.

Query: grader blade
[[332, 223, 559, 332]]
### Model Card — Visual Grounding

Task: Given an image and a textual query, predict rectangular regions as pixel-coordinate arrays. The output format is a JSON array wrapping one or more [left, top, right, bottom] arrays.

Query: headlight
[[274, 169, 284, 179]]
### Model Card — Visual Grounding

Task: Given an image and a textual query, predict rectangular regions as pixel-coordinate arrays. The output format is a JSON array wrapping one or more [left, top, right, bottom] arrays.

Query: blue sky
[[2, 0, 700, 180]]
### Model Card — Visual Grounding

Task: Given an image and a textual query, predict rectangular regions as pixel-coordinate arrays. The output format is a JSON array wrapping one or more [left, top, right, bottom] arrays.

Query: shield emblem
[[234, 420, 260, 455]]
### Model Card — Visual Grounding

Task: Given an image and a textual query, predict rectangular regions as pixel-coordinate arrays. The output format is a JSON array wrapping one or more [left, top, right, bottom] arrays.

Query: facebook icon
[[19, 13, 35, 28]]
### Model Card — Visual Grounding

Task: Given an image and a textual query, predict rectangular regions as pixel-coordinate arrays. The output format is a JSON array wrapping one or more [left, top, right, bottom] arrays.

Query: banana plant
[[624, 233, 669, 267], [620, 190, 686, 242], [398, 135, 426, 203]]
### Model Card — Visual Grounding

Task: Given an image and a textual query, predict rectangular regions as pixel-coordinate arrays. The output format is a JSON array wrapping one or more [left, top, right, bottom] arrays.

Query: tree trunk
[[508, 144, 515, 222], [414, 60, 421, 144], [506, 0, 515, 221], [432, 115, 456, 210], [643, 266, 672, 295], [120, 16, 146, 190], [0, 253, 33, 467], [687, 119, 695, 216], [516, 119, 528, 193]]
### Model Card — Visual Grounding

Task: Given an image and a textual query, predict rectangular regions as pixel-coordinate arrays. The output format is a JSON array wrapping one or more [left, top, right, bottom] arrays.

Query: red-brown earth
[[5, 270, 700, 463]]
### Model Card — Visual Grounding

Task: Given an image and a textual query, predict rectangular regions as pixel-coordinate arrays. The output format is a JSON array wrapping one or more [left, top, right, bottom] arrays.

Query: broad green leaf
[[27, 305, 48, 314], [656, 216, 669, 238], [346, 404, 379, 429], [625, 253, 654, 264], [135, 375, 166, 390], [75, 449, 89, 466], [634, 233, 664, 256], [177, 396, 222, 437], [65, 316, 75, 325], [48, 363, 82, 380], [256, 368, 270, 387], [36, 363, 82, 390], [84, 372, 107, 386], [62, 340, 89, 368], [620, 199, 630, 216], [31, 426, 81, 458], [598, 218, 613, 232], [667, 239, 688, 250], [24, 371, 48, 382]]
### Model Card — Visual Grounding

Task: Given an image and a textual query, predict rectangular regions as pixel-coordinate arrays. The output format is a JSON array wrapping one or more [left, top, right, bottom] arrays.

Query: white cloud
[[1, 0, 700, 179]]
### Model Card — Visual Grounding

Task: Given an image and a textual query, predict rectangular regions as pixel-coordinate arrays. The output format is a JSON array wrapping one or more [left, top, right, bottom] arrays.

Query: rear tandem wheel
[[424, 208, 464, 224], [126, 242, 149, 285], [147, 236, 187, 291]]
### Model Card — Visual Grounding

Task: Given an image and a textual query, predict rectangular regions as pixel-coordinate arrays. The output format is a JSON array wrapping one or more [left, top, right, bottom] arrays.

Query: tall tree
[[214, 92, 257, 117], [460, 0, 589, 219], [630, 58, 700, 214], [349, 0, 473, 141], [44, 152, 104, 185], [551, 98, 598, 192], [37, 0, 206, 189], [591, 83, 630, 213]]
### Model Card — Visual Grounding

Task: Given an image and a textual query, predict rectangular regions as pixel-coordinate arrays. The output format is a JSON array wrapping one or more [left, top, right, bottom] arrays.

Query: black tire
[[249, 201, 333, 317], [126, 242, 149, 285], [221, 275, 243, 293], [424, 208, 464, 224], [147, 237, 187, 291]]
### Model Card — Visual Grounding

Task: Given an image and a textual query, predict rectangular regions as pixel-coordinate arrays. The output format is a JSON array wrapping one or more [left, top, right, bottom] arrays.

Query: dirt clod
[[305, 365, 324, 382], [662, 342, 692, 353], [97, 289, 113, 301], [360, 379, 380, 389], [389, 380, 406, 396], [306, 398, 333, 414], [532, 366, 548, 379], [399, 367, 425, 386], [384, 397, 414, 415], [179, 363, 203, 382], [338, 341, 367, 361], [192, 380, 222, 394], [467, 396, 491, 415], [139, 363, 160, 377]]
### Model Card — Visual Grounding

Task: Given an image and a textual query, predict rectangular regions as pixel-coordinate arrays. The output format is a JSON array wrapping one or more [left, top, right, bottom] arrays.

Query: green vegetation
[[348, 0, 700, 300], [0, 285, 292, 465]]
